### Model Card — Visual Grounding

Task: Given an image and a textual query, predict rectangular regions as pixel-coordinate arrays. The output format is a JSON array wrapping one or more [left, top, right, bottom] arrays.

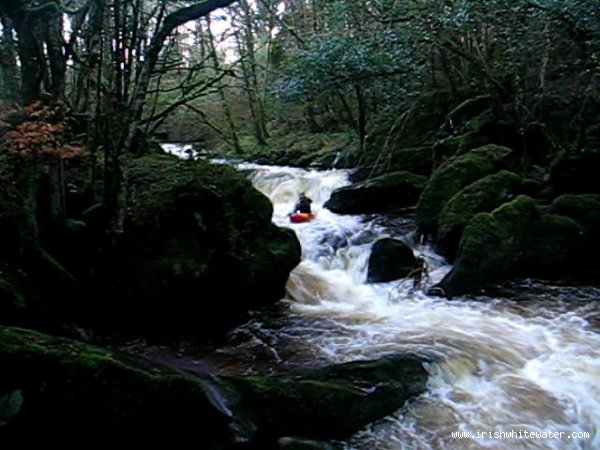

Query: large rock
[[93, 154, 302, 337], [550, 194, 600, 234], [324, 171, 427, 214], [225, 353, 429, 444], [435, 196, 584, 296], [0, 326, 429, 448], [367, 238, 419, 283], [278, 437, 336, 450], [416, 144, 514, 234], [437, 170, 524, 257], [0, 326, 232, 448]]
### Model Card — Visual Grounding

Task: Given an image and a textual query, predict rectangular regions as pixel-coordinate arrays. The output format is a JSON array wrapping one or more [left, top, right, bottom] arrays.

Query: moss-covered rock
[[416, 145, 514, 234], [550, 194, 600, 234], [367, 238, 419, 283], [437, 171, 524, 257], [0, 326, 429, 448], [90, 154, 301, 337], [432, 131, 491, 166], [324, 171, 427, 214], [446, 95, 497, 131], [225, 354, 429, 444], [435, 196, 584, 296], [0, 326, 231, 448]]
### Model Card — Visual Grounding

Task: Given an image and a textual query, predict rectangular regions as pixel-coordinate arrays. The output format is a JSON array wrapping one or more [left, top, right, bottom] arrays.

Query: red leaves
[[5, 102, 85, 159]]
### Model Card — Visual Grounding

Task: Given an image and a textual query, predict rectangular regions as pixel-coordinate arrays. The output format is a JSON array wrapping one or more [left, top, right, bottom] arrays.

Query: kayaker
[[294, 192, 313, 214]]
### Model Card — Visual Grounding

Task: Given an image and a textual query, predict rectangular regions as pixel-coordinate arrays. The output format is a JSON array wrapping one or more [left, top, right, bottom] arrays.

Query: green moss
[[438, 170, 523, 253], [550, 194, 600, 233], [1, 327, 428, 447], [530, 214, 584, 274], [436, 196, 538, 295], [437, 195, 586, 296], [447, 95, 496, 128], [0, 326, 230, 447], [417, 145, 513, 233], [76, 153, 302, 337], [225, 354, 427, 442]]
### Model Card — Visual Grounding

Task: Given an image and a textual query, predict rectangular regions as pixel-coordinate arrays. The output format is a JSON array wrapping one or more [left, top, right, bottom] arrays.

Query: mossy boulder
[[432, 131, 491, 166], [0, 326, 231, 448], [93, 154, 301, 337], [0, 326, 429, 448], [367, 238, 419, 283], [435, 196, 584, 296], [416, 145, 514, 234], [324, 171, 427, 214], [550, 194, 600, 234], [225, 354, 429, 444], [437, 171, 524, 257], [446, 95, 497, 131]]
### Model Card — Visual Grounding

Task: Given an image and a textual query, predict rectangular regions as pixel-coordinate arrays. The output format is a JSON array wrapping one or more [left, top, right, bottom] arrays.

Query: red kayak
[[290, 212, 316, 223]]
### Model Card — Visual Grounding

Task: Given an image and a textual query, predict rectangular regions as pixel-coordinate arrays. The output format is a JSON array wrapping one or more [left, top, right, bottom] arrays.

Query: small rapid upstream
[[235, 163, 599, 450]]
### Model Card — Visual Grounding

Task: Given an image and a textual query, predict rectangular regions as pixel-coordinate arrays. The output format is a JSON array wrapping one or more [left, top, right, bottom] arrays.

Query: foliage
[[5, 102, 84, 159]]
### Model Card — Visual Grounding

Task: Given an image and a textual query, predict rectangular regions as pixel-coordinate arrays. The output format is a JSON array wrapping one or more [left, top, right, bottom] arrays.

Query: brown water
[[244, 163, 600, 450], [156, 150, 600, 449]]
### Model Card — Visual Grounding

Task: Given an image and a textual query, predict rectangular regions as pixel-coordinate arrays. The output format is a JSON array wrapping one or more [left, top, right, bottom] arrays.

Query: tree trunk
[[108, 0, 238, 235], [355, 84, 367, 151], [44, 11, 66, 100], [206, 16, 241, 152], [0, 18, 20, 103], [14, 24, 43, 104]]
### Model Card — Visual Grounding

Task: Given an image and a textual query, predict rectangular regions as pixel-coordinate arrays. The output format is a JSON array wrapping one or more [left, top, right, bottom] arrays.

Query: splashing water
[[235, 162, 600, 450], [160, 143, 599, 449]]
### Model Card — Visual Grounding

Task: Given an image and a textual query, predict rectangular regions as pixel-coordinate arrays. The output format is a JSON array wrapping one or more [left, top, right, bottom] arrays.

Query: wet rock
[[436, 196, 585, 296], [437, 170, 524, 258], [225, 353, 429, 444], [119, 159, 300, 333], [96, 154, 301, 337], [416, 144, 514, 234], [0, 326, 232, 448], [278, 437, 337, 450], [367, 238, 419, 283], [324, 171, 427, 214], [0, 327, 429, 449]]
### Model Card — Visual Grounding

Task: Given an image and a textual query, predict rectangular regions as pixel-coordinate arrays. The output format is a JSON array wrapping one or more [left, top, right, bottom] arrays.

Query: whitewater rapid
[[241, 163, 599, 450]]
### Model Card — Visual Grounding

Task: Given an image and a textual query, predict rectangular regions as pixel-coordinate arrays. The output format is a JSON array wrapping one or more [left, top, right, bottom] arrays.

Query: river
[[163, 145, 600, 449]]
